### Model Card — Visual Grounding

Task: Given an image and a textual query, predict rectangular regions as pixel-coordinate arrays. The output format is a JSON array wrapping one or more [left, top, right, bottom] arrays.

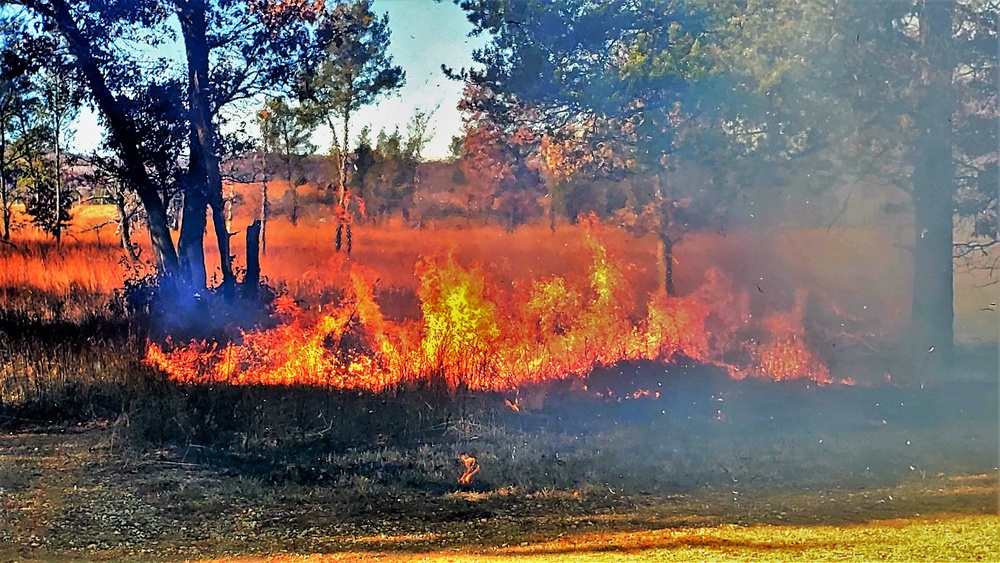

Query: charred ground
[[0, 365, 997, 561]]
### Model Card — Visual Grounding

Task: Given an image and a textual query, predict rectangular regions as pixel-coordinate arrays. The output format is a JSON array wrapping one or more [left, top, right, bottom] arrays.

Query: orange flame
[[144, 219, 835, 392], [458, 455, 480, 484]]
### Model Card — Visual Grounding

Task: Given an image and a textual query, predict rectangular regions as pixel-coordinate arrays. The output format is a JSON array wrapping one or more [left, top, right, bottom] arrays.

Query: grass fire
[[0, 0, 997, 561]]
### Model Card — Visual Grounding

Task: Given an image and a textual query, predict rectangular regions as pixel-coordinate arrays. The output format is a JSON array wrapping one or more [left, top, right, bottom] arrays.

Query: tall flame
[[146, 220, 833, 391]]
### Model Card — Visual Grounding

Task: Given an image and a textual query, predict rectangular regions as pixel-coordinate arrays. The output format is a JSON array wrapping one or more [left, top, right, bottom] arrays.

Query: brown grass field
[[2, 198, 995, 344], [0, 197, 997, 562]]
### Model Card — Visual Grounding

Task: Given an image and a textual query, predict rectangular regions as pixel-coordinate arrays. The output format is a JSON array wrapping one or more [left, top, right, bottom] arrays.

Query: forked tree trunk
[[178, 0, 236, 294], [909, 1, 955, 376], [114, 191, 139, 264]]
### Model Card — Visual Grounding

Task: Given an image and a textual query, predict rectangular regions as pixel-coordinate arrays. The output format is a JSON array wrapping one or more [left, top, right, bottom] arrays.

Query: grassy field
[[2, 200, 995, 339], [1, 373, 997, 562], [0, 201, 997, 561]]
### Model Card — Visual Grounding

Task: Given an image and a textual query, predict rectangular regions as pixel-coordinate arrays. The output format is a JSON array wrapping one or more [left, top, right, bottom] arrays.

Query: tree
[[34, 64, 80, 243], [1, 11, 52, 242], [716, 0, 998, 376], [79, 150, 154, 264], [258, 96, 316, 227], [20, 151, 70, 237], [298, 0, 404, 253], [357, 111, 433, 222], [3, 0, 334, 295], [453, 82, 545, 229], [0, 56, 39, 241], [453, 0, 718, 292]]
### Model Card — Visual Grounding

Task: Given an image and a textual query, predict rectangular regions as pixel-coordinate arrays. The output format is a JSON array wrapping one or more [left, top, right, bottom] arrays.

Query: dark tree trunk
[[660, 234, 676, 296], [178, 174, 208, 287], [44, 0, 179, 276], [655, 175, 676, 296], [909, 1, 955, 376], [243, 219, 261, 298], [178, 0, 236, 295], [53, 111, 61, 245], [0, 174, 8, 241], [286, 152, 299, 225]]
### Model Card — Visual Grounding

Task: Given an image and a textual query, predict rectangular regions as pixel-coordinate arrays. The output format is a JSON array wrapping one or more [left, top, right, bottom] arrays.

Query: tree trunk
[[45, 0, 180, 276], [243, 219, 261, 299], [340, 108, 350, 208], [337, 104, 352, 252], [178, 0, 236, 294], [654, 174, 676, 295], [114, 191, 139, 264], [659, 235, 676, 296], [909, 1, 955, 376], [285, 137, 299, 225], [178, 176, 208, 287], [0, 125, 8, 241], [0, 173, 8, 241], [53, 112, 61, 245], [260, 178, 268, 255]]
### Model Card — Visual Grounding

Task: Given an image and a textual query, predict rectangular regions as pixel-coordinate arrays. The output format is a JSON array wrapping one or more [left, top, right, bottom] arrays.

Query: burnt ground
[[0, 364, 998, 561]]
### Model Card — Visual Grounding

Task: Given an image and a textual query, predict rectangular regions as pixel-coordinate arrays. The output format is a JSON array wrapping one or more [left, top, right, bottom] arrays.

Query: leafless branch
[[954, 240, 998, 257]]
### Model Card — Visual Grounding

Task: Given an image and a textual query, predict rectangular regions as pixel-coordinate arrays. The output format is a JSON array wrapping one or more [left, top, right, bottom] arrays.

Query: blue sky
[[70, 0, 486, 161]]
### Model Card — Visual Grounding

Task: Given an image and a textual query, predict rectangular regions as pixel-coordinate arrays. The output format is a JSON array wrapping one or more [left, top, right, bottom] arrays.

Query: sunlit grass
[[193, 513, 1000, 562], [1, 186, 996, 342]]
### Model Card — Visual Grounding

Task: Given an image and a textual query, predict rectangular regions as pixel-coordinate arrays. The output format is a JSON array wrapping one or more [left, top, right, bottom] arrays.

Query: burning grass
[[146, 218, 834, 395], [0, 186, 996, 561]]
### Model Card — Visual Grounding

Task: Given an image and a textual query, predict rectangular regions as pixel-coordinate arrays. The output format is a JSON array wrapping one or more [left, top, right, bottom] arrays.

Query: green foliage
[[258, 96, 317, 187], [298, 0, 406, 201], [257, 96, 317, 224], [0, 81, 37, 239], [301, 0, 405, 120], [350, 111, 433, 222], [22, 161, 72, 236], [3, 0, 342, 280], [453, 0, 734, 243]]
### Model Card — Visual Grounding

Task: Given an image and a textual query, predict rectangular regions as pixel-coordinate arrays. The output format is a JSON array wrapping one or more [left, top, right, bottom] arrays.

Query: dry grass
[[2, 198, 994, 343], [0, 232, 127, 322], [203, 514, 1000, 562], [1, 425, 996, 562], [0, 198, 996, 561]]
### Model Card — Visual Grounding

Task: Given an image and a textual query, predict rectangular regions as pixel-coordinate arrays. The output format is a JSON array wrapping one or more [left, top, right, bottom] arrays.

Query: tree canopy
[[454, 0, 998, 371]]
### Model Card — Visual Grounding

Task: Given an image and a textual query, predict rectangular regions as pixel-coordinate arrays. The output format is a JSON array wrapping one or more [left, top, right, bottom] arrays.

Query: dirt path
[[1, 426, 997, 562]]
